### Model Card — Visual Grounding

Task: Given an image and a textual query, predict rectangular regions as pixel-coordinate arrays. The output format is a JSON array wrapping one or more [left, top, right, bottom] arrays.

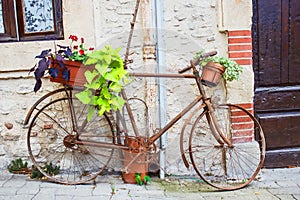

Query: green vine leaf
[[84, 57, 98, 66], [103, 54, 112, 64], [76, 45, 129, 121], [111, 96, 125, 111], [101, 87, 111, 99], [75, 90, 92, 104], [87, 106, 95, 121], [110, 82, 123, 92], [95, 63, 109, 76], [98, 105, 107, 116], [85, 70, 98, 84]]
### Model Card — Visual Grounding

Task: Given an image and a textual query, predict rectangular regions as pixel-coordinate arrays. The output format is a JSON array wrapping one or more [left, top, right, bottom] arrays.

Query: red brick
[[229, 51, 252, 58], [232, 136, 253, 144], [228, 37, 252, 44], [232, 129, 254, 137], [231, 109, 254, 117], [229, 102, 255, 144], [232, 122, 254, 130], [231, 116, 253, 123], [228, 30, 251, 37], [228, 44, 252, 51], [234, 103, 254, 109], [232, 59, 252, 65]]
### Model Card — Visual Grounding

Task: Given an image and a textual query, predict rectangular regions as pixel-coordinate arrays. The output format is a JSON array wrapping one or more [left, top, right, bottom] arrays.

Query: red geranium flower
[[81, 37, 84, 44], [69, 35, 78, 42], [89, 47, 94, 51], [73, 45, 78, 50], [79, 49, 85, 55]]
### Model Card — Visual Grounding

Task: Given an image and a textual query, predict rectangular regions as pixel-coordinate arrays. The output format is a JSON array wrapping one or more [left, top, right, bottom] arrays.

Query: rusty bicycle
[[24, 0, 265, 190], [24, 50, 266, 190]]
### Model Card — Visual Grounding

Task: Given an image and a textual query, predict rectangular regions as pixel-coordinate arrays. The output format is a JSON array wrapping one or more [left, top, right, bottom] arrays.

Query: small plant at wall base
[[8, 158, 30, 174], [135, 173, 151, 186], [75, 45, 130, 121], [30, 163, 60, 180], [8, 159, 60, 180], [30, 34, 94, 92]]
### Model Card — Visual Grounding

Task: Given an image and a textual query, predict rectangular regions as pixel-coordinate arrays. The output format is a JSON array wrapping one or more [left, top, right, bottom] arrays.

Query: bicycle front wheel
[[189, 104, 265, 190], [27, 95, 114, 184]]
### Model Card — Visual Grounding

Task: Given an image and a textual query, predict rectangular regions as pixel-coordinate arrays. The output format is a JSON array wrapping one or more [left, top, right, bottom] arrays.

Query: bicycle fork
[[191, 59, 233, 148], [205, 100, 234, 148]]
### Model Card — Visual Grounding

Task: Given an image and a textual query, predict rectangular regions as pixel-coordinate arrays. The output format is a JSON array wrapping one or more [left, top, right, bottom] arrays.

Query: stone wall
[[0, 0, 253, 175], [0, 79, 56, 168]]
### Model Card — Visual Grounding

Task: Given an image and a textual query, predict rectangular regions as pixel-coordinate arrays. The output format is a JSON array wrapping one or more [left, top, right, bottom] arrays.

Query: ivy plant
[[76, 46, 129, 121], [206, 56, 243, 81], [195, 51, 243, 81]]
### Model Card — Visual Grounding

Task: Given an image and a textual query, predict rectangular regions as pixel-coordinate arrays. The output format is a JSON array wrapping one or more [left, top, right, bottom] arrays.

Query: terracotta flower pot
[[201, 61, 225, 87], [49, 59, 91, 87], [122, 137, 148, 184]]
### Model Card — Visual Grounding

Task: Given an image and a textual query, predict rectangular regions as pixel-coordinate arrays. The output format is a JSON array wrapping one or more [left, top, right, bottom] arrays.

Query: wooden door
[[252, 0, 300, 168]]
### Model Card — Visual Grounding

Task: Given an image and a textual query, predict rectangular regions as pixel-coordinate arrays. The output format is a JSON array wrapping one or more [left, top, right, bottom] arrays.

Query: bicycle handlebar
[[178, 51, 217, 74]]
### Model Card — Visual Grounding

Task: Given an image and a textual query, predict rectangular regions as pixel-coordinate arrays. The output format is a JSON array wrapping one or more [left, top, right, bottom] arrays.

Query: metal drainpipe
[[153, 0, 167, 179]]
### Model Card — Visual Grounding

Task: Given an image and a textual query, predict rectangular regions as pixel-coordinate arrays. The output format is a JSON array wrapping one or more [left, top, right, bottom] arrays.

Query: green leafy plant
[[195, 51, 243, 81], [30, 165, 44, 179], [30, 163, 60, 179], [76, 45, 129, 121], [135, 173, 151, 186], [8, 158, 29, 173]]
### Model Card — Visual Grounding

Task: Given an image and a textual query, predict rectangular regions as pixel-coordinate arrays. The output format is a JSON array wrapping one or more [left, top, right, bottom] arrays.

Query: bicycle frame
[[69, 60, 233, 154], [121, 69, 233, 148]]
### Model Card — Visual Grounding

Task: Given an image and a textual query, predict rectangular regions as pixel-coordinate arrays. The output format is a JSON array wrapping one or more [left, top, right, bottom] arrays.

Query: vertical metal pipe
[[153, 0, 167, 179]]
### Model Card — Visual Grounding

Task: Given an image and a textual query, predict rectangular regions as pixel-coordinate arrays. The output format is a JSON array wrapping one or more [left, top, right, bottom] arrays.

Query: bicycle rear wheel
[[189, 104, 265, 190], [27, 90, 115, 185]]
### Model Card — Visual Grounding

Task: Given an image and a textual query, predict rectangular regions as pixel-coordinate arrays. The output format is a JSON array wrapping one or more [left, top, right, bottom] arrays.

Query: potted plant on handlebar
[[195, 51, 243, 87]]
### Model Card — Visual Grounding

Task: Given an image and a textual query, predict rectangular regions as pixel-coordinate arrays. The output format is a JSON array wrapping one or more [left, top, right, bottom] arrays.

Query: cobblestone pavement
[[0, 167, 299, 200]]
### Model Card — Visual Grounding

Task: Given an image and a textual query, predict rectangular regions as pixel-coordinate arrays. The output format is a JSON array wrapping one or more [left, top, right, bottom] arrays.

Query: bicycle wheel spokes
[[27, 95, 114, 185], [189, 104, 265, 190]]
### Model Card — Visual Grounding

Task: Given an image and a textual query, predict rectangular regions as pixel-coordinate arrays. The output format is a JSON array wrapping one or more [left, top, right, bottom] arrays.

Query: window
[[0, 0, 63, 42]]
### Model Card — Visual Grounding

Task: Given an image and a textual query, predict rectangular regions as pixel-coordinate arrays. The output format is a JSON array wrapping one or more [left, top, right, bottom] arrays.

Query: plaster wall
[[0, 0, 253, 175]]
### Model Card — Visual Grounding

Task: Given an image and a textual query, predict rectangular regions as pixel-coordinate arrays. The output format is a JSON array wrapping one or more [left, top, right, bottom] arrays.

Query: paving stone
[[2, 175, 26, 188], [72, 196, 111, 200], [0, 174, 12, 187], [268, 187, 300, 195], [91, 182, 114, 195], [31, 188, 56, 200], [0, 168, 299, 199], [275, 194, 298, 200], [0, 195, 34, 200], [55, 187, 93, 196], [16, 180, 41, 195], [40, 181, 77, 189], [55, 195, 75, 200], [0, 187, 17, 196], [293, 194, 300, 199]]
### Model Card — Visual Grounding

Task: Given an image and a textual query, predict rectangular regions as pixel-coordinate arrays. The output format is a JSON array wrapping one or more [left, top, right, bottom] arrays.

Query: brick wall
[[228, 30, 252, 66], [228, 30, 254, 143], [231, 103, 255, 143]]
